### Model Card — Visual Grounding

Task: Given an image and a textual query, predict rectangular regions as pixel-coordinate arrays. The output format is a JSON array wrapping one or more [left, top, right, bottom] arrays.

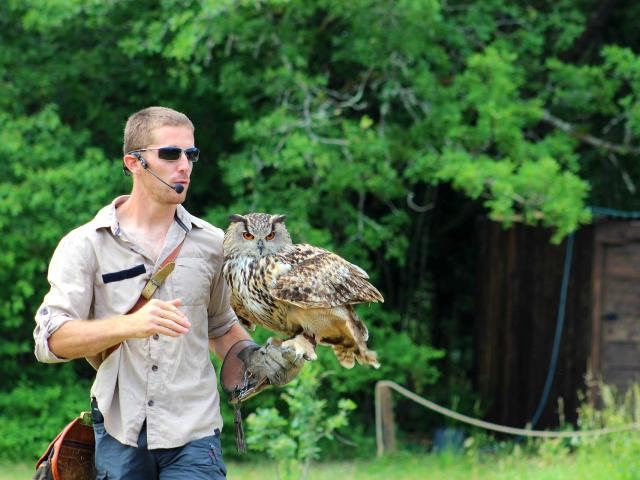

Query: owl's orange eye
[[242, 232, 254, 240], [265, 231, 275, 241]]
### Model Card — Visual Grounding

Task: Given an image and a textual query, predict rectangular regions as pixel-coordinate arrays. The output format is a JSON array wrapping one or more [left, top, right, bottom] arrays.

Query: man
[[33, 106, 299, 479]]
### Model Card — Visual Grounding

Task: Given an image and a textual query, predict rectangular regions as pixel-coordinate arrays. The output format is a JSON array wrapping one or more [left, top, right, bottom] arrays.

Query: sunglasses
[[129, 146, 200, 163]]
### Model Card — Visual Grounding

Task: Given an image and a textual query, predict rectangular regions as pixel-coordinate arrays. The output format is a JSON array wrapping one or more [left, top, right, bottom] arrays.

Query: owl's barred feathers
[[223, 213, 383, 368]]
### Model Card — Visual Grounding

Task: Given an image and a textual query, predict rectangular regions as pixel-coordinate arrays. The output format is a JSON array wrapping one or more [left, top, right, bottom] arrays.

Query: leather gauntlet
[[220, 338, 304, 403]]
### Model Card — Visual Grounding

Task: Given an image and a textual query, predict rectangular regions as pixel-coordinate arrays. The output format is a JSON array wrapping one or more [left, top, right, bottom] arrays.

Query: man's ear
[[123, 154, 141, 175]]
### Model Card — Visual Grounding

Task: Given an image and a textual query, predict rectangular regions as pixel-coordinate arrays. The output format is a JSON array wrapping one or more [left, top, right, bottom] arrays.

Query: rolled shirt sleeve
[[33, 231, 95, 363]]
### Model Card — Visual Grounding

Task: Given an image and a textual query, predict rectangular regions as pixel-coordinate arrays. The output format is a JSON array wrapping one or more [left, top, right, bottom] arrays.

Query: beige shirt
[[33, 196, 238, 449]]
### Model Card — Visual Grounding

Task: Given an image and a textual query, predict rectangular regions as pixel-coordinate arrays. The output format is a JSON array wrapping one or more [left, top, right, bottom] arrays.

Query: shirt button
[[148, 400, 154, 407], [152, 365, 158, 372], [153, 334, 159, 340]]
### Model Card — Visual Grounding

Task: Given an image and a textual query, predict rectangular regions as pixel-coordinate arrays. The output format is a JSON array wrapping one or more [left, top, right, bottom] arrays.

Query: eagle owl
[[223, 213, 383, 368]]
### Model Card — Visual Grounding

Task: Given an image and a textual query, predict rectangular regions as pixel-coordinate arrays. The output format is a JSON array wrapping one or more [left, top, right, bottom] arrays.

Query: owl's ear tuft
[[270, 214, 287, 224], [229, 214, 247, 224]]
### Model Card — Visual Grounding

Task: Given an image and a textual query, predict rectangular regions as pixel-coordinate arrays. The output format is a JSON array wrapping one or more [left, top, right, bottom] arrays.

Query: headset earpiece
[[133, 152, 148, 169]]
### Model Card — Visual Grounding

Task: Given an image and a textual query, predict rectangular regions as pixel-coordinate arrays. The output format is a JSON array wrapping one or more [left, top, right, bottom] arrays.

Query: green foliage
[[0, 107, 125, 388], [570, 382, 640, 476], [246, 364, 356, 480], [0, 366, 90, 461]]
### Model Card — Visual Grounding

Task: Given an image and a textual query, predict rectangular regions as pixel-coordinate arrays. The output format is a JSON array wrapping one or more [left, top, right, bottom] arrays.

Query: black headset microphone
[[134, 153, 185, 194]]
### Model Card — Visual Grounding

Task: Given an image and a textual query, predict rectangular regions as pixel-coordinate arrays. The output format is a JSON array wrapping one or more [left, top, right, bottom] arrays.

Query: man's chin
[[161, 192, 186, 206]]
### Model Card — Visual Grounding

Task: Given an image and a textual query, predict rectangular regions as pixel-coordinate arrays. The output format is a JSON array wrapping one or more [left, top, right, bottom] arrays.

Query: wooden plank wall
[[593, 221, 640, 392], [475, 221, 595, 428]]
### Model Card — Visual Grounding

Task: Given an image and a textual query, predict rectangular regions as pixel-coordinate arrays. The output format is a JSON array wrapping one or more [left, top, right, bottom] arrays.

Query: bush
[[571, 382, 640, 479], [0, 365, 91, 461], [246, 364, 356, 480]]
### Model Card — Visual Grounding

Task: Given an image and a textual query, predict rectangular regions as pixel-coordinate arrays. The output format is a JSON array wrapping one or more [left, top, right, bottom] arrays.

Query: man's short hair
[[123, 106, 194, 154]]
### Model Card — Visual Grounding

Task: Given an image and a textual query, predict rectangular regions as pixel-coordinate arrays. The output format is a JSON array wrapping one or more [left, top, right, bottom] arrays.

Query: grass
[[3, 448, 637, 480], [0, 464, 31, 480], [227, 451, 634, 480]]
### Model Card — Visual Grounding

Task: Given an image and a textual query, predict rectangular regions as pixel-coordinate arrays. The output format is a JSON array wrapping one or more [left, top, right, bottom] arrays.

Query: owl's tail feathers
[[333, 345, 380, 369], [332, 304, 380, 368], [333, 346, 356, 369]]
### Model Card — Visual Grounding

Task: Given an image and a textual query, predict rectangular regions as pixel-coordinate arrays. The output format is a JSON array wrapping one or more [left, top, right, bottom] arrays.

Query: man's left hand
[[220, 338, 306, 403], [241, 339, 304, 387]]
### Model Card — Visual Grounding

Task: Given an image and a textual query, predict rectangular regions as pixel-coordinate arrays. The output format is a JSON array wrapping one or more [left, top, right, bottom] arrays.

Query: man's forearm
[[48, 316, 129, 359], [209, 323, 252, 361]]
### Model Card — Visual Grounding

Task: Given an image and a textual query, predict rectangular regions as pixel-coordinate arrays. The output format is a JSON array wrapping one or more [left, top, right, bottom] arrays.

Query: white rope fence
[[375, 380, 640, 456]]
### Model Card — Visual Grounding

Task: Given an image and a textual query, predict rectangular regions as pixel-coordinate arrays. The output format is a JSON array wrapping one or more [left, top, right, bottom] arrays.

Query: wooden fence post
[[375, 381, 396, 456]]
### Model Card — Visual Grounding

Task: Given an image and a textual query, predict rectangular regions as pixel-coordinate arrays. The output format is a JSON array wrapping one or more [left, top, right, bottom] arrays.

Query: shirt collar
[[93, 195, 204, 235], [176, 203, 207, 231]]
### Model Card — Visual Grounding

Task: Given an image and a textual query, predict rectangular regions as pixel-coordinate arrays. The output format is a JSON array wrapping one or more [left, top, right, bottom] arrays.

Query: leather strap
[[101, 240, 186, 361], [141, 262, 176, 300]]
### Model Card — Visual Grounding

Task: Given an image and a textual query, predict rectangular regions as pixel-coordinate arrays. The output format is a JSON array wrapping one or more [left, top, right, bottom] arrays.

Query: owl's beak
[[256, 239, 265, 255]]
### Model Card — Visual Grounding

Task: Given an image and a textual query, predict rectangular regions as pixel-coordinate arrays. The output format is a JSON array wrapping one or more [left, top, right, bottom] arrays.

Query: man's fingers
[[147, 299, 190, 326], [153, 324, 183, 337], [131, 299, 191, 339], [158, 318, 190, 334], [151, 308, 191, 333]]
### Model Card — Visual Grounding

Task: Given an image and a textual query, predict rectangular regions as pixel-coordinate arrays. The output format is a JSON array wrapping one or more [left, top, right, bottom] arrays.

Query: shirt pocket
[[172, 257, 210, 306], [95, 264, 148, 317]]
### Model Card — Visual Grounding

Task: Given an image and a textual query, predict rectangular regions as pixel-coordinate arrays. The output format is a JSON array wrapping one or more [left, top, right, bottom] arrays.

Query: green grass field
[[3, 449, 636, 480]]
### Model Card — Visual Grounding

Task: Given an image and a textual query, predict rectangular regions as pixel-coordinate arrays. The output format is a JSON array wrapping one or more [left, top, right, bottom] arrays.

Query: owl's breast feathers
[[223, 255, 289, 332]]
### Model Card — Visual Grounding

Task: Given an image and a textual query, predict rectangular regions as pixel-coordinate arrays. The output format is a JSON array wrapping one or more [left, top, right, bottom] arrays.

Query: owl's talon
[[302, 350, 317, 361], [279, 345, 301, 363], [282, 335, 317, 362]]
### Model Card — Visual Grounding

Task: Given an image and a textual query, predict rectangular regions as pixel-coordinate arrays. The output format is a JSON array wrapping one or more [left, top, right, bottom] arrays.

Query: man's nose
[[176, 152, 192, 171]]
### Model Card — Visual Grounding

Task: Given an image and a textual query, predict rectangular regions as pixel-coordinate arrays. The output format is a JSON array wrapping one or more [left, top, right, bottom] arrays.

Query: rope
[[375, 380, 640, 455]]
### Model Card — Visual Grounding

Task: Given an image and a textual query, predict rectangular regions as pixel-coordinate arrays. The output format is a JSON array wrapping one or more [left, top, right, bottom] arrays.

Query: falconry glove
[[220, 338, 305, 453], [220, 338, 304, 403]]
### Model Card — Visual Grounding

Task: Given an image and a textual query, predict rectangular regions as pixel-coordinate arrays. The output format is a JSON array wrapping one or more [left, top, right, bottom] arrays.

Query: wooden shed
[[475, 218, 640, 428]]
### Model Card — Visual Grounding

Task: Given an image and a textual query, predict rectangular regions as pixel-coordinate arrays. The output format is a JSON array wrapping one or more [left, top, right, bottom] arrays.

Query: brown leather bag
[[33, 413, 95, 480]]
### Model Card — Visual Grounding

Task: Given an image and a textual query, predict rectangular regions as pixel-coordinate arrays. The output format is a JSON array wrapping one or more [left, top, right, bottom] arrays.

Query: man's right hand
[[127, 298, 191, 338]]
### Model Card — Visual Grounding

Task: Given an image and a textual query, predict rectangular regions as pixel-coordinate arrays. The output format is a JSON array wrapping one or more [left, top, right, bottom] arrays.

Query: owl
[[223, 213, 383, 368]]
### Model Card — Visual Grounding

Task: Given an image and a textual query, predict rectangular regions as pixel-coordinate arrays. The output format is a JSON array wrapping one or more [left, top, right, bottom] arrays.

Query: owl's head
[[223, 213, 294, 258]]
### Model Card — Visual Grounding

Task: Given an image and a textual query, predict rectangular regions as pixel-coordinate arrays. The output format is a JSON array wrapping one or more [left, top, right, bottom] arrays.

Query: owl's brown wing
[[271, 244, 384, 309]]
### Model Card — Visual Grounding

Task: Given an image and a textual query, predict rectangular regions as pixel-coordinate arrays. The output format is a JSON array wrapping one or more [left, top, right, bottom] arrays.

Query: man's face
[[138, 125, 195, 203]]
